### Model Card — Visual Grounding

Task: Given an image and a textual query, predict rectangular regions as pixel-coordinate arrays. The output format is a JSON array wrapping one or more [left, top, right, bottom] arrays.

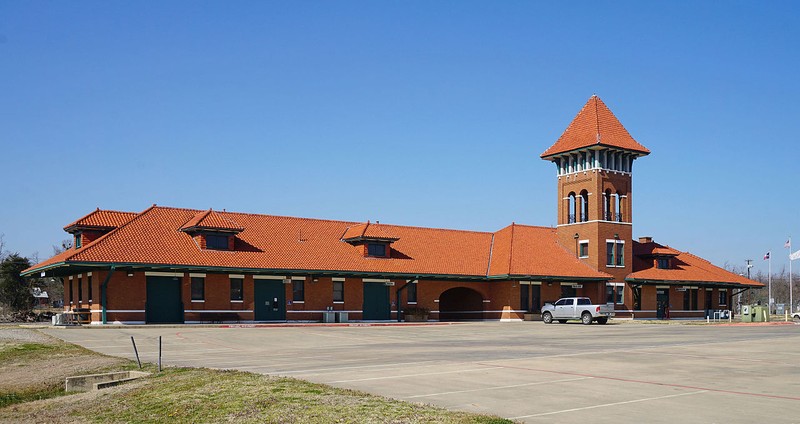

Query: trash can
[[741, 305, 753, 322], [322, 312, 335, 323], [335, 312, 349, 323]]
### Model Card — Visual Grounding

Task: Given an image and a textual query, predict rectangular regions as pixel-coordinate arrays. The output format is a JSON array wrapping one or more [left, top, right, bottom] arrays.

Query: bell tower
[[541, 96, 650, 283]]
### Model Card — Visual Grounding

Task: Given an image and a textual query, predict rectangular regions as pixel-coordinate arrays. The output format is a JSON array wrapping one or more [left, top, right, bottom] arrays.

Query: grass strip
[[80, 367, 512, 424]]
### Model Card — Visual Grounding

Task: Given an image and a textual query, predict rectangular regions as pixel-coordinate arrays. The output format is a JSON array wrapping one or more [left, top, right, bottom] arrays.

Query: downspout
[[100, 265, 116, 324]]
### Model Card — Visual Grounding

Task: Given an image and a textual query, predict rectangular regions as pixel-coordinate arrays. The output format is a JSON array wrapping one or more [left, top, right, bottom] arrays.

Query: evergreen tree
[[0, 254, 34, 312]]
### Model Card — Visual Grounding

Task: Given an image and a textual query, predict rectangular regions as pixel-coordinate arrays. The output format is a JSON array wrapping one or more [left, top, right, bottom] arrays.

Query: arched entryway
[[439, 287, 484, 321]]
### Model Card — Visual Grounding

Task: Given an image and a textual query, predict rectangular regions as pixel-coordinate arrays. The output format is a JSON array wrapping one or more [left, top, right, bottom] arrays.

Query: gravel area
[[0, 328, 55, 343]]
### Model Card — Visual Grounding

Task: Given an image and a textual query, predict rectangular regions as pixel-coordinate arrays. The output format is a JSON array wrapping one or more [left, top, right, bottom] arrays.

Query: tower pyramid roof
[[540, 95, 650, 158]]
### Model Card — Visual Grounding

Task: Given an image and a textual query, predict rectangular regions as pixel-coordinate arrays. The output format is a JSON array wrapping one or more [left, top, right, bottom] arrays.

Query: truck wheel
[[597, 317, 608, 325], [581, 312, 592, 325], [542, 312, 553, 324]]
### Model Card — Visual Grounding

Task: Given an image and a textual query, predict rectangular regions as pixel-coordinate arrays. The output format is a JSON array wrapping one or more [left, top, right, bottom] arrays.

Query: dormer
[[637, 237, 680, 270], [181, 209, 244, 251], [341, 221, 399, 258], [63, 209, 137, 249]]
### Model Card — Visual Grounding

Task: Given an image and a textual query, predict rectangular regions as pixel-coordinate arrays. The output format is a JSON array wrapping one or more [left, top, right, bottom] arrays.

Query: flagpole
[[790, 237, 793, 314]]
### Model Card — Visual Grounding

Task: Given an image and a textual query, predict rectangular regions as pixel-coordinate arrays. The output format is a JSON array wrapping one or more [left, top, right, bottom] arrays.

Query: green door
[[254, 280, 286, 321], [657, 289, 669, 319], [146, 276, 184, 323], [363, 282, 390, 320]]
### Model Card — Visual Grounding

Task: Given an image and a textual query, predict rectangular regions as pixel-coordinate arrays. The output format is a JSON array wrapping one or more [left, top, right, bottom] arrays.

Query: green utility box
[[752, 305, 769, 322], [741, 305, 754, 322]]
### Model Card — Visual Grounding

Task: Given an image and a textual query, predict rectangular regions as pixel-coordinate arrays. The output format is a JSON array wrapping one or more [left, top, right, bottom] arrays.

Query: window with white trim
[[191, 277, 205, 301], [407, 282, 417, 303], [606, 283, 624, 304], [718, 289, 727, 306], [333, 280, 344, 302], [293, 279, 304, 302], [606, 240, 625, 267], [230, 278, 243, 301], [579, 241, 589, 258]]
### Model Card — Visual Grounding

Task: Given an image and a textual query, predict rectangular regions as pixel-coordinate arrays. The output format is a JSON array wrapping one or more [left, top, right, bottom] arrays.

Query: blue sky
[[1, 1, 798, 276]]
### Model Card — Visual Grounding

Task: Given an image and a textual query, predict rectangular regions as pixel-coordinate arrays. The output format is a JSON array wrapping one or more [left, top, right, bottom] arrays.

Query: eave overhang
[[625, 277, 762, 289]]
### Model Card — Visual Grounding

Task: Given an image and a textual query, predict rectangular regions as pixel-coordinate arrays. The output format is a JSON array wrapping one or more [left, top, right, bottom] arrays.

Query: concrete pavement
[[42, 321, 800, 423]]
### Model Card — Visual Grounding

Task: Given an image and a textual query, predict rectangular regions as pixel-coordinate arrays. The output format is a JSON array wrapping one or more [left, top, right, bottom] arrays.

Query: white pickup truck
[[541, 297, 615, 325]]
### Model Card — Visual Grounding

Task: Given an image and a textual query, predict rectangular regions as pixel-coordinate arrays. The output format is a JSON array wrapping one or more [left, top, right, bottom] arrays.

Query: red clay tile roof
[[26, 206, 608, 280], [180, 209, 244, 233], [540, 95, 650, 158], [489, 224, 612, 280], [630, 241, 762, 287], [63, 209, 137, 233], [25, 207, 761, 288], [341, 222, 400, 242]]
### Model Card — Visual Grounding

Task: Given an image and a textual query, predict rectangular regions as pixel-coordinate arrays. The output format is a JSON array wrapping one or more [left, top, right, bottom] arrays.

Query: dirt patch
[[0, 379, 149, 423], [0, 328, 127, 392]]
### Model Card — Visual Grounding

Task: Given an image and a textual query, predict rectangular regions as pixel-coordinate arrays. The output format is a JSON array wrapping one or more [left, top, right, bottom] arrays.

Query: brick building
[[23, 96, 761, 324]]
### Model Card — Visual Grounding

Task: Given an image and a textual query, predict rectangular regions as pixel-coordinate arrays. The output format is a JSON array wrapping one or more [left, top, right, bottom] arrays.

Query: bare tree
[[0, 233, 7, 261]]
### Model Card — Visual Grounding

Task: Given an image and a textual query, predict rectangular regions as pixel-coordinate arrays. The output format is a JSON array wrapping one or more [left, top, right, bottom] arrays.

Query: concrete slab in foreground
[[43, 321, 800, 423]]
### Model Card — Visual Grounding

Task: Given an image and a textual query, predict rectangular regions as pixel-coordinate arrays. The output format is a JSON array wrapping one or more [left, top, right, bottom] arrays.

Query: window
[[87, 275, 92, 302], [408, 282, 417, 303], [577, 298, 591, 306], [333, 280, 344, 302], [520, 284, 529, 311], [718, 290, 727, 306], [293, 279, 304, 302], [606, 284, 623, 304], [69, 279, 73, 304], [77, 276, 83, 303], [579, 241, 589, 258], [230, 278, 243, 301], [606, 240, 625, 267], [206, 234, 229, 250], [367, 243, 387, 257], [191, 277, 205, 301], [567, 192, 576, 223], [580, 190, 589, 222], [657, 258, 671, 269], [75, 234, 82, 249]]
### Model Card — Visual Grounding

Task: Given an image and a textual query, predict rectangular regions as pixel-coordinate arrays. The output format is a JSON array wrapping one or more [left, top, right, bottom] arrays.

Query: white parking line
[[510, 390, 708, 419], [326, 367, 501, 383], [406, 377, 593, 398]]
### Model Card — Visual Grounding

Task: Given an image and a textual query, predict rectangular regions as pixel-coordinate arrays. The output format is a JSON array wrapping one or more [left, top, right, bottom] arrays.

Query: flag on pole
[[764, 252, 770, 260], [791, 249, 800, 261], [786, 239, 792, 248]]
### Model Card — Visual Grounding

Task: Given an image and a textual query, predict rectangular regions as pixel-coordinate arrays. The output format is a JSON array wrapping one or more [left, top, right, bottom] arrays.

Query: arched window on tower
[[568, 192, 576, 224], [603, 189, 612, 221], [617, 192, 626, 222], [580, 190, 589, 222]]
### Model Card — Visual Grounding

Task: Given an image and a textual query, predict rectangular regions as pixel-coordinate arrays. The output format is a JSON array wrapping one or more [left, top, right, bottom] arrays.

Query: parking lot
[[43, 321, 800, 423]]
